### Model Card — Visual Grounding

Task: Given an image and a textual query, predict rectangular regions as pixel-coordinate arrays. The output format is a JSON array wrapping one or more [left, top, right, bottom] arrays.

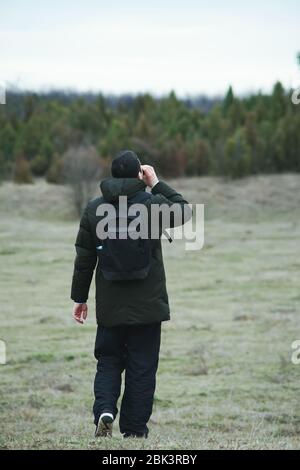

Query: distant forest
[[0, 81, 300, 183]]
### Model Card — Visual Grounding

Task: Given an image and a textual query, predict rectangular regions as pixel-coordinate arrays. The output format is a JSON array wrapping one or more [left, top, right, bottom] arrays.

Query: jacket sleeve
[[147, 180, 193, 229], [71, 203, 97, 303]]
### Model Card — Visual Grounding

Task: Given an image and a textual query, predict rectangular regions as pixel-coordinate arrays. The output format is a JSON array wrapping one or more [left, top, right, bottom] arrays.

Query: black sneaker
[[122, 431, 148, 439], [95, 412, 114, 437]]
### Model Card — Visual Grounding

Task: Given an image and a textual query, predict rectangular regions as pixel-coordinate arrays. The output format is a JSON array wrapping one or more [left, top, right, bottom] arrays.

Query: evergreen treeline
[[0, 82, 299, 183]]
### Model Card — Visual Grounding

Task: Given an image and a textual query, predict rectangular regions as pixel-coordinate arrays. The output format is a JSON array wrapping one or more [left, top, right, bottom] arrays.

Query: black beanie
[[111, 150, 141, 178]]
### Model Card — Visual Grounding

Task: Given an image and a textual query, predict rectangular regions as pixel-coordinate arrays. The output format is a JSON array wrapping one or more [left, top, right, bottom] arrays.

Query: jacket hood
[[100, 177, 146, 202]]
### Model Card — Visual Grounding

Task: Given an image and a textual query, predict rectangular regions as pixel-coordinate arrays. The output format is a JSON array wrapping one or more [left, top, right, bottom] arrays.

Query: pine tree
[[223, 86, 234, 113]]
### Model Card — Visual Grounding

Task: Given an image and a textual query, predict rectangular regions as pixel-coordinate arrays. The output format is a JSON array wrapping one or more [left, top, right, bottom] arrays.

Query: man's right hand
[[73, 302, 88, 324], [139, 165, 159, 188]]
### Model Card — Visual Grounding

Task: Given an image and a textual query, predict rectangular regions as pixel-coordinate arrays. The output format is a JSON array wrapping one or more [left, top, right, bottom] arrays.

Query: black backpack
[[98, 192, 152, 281]]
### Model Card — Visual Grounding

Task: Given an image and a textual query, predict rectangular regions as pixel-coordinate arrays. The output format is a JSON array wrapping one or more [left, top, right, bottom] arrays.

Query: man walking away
[[71, 150, 192, 438]]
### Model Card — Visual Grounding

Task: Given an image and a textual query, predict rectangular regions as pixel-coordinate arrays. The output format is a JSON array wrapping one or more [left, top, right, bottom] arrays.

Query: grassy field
[[0, 174, 299, 450]]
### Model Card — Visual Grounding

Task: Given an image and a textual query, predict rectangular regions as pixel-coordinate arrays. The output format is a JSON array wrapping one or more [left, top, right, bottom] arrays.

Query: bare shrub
[[14, 154, 33, 184], [62, 146, 103, 216]]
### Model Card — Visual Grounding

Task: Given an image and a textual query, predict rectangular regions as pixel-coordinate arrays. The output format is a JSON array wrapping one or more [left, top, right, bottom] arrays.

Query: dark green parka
[[71, 178, 191, 327]]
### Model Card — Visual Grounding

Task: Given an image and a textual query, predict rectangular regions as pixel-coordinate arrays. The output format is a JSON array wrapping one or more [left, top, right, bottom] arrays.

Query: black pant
[[93, 322, 161, 436]]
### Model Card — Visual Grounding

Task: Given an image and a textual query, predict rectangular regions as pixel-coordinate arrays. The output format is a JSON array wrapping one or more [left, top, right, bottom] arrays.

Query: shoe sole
[[95, 415, 114, 438]]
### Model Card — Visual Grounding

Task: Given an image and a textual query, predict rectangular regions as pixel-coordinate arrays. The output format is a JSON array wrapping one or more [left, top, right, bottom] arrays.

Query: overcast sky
[[1, 0, 299, 96]]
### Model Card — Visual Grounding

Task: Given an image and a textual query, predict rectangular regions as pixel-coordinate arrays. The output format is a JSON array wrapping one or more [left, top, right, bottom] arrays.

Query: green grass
[[0, 175, 300, 449]]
